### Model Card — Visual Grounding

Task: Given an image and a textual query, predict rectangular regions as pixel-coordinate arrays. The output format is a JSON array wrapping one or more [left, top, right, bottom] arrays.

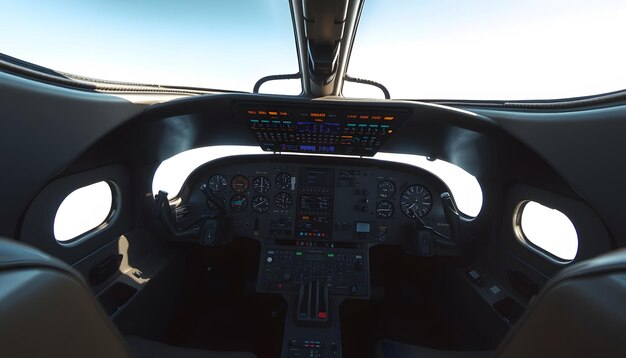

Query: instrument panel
[[177, 154, 454, 247]]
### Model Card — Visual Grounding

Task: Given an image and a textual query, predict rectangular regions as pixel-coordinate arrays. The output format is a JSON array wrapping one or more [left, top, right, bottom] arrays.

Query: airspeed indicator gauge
[[275, 192, 293, 209], [208, 174, 228, 193], [400, 185, 433, 218], [276, 172, 293, 190], [377, 180, 395, 198], [253, 176, 271, 193], [252, 196, 270, 213], [376, 201, 394, 218]]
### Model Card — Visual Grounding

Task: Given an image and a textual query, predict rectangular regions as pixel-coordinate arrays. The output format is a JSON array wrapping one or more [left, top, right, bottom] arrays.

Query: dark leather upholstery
[[377, 248, 626, 358], [0, 237, 131, 358], [496, 247, 626, 358], [0, 237, 256, 358], [127, 336, 257, 358], [376, 340, 492, 358]]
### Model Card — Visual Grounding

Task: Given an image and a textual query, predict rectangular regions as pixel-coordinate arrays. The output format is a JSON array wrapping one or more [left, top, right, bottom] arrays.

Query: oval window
[[54, 181, 114, 242], [516, 201, 578, 261]]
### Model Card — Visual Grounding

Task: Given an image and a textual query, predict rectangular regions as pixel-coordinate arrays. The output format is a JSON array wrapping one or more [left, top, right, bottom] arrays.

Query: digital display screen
[[356, 223, 371, 233], [300, 195, 331, 210], [303, 168, 334, 187]]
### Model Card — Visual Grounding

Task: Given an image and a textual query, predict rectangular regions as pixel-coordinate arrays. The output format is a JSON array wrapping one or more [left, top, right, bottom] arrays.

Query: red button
[[318, 312, 327, 319]]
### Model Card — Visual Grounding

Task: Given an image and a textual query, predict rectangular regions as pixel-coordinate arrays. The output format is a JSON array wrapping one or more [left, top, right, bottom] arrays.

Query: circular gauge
[[275, 172, 292, 190], [231, 175, 249, 193], [230, 194, 248, 212], [251, 196, 270, 213], [208, 174, 228, 193], [274, 192, 293, 209], [376, 201, 395, 218], [378, 180, 396, 198], [400, 185, 433, 218], [252, 176, 271, 193]]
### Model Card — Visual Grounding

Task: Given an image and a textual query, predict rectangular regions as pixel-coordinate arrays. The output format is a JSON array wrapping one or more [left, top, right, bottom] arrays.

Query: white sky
[[1, 1, 624, 99]]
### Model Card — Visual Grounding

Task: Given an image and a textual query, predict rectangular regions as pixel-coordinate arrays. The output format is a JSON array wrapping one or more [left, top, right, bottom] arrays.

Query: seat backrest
[[497, 248, 626, 358], [0, 237, 131, 358]]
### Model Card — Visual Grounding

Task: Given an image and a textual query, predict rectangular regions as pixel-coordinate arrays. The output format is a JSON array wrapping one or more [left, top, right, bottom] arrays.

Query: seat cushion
[[126, 336, 256, 358], [376, 339, 493, 358]]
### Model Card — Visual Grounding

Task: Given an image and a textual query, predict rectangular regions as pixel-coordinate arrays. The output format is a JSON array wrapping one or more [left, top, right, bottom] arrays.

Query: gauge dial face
[[208, 174, 228, 193], [275, 172, 293, 190], [400, 185, 433, 218], [377, 180, 396, 198], [230, 194, 248, 212], [376, 201, 394, 218], [274, 192, 293, 209], [252, 176, 271, 193], [252, 195, 270, 213], [231, 175, 249, 193]]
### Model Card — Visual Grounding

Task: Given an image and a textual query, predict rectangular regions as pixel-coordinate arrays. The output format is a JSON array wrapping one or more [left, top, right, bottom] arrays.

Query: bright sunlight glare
[[520, 201, 578, 261], [54, 181, 113, 242], [152, 146, 482, 217]]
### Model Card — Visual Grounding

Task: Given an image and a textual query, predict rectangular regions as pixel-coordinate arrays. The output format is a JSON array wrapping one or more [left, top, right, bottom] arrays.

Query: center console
[[255, 164, 371, 357], [258, 245, 369, 358]]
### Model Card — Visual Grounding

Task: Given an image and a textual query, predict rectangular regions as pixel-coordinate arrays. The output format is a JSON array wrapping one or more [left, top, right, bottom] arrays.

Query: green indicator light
[[296, 251, 303, 256], [327, 253, 335, 257]]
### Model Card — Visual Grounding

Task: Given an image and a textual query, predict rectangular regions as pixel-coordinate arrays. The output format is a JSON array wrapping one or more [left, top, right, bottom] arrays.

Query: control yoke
[[154, 190, 228, 246]]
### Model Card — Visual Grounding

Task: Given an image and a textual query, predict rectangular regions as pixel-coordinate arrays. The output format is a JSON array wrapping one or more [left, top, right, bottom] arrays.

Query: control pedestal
[[258, 245, 370, 358], [258, 247, 369, 298], [283, 297, 342, 358]]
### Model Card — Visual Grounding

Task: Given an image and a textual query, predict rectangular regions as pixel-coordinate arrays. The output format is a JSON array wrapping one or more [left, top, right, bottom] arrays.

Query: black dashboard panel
[[177, 154, 454, 249]]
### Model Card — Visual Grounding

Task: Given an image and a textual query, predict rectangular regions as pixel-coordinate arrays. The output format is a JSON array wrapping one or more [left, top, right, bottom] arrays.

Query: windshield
[[345, 0, 626, 100], [2, 1, 625, 100], [0, 0, 300, 94]]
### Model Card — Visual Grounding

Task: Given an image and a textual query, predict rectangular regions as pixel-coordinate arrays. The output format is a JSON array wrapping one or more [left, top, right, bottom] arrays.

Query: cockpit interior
[[2, 1, 626, 357]]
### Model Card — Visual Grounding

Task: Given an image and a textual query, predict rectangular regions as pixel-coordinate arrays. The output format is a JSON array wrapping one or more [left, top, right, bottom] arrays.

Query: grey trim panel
[[472, 106, 626, 245], [20, 165, 132, 265], [0, 71, 145, 238]]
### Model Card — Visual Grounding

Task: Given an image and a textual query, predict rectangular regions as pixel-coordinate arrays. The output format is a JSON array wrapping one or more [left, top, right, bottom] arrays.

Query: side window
[[515, 201, 578, 261], [54, 181, 114, 243]]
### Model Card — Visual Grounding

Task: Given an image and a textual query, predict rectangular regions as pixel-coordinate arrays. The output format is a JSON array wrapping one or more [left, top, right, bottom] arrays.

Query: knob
[[266, 257, 273, 263], [283, 272, 291, 281]]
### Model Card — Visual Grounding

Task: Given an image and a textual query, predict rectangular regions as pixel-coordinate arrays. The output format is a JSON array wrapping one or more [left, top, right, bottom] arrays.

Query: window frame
[[513, 200, 579, 263], [54, 180, 120, 246]]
